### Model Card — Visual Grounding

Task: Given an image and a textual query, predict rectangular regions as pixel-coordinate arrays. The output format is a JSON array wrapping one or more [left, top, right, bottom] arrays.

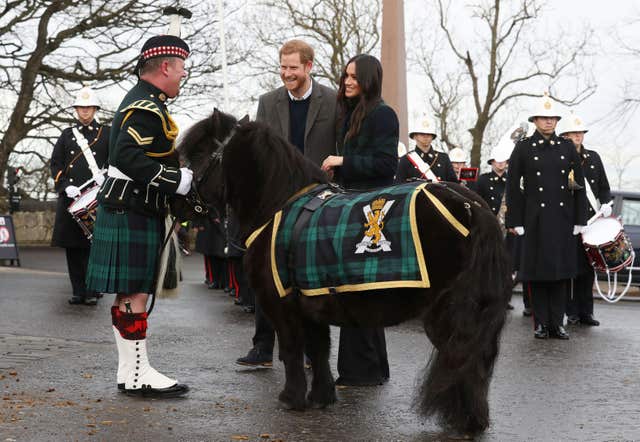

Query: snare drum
[[581, 217, 634, 273], [67, 185, 100, 240]]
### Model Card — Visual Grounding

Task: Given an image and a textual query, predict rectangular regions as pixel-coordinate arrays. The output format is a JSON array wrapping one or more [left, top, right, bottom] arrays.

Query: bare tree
[[250, 0, 381, 89], [0, 1, 248, 207], [601, 144, 640, 190], [415, 0, 596, 167]]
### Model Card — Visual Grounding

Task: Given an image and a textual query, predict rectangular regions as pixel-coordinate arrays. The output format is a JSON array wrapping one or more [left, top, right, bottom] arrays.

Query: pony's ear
[[212, 107, 219, 120], [238, 114, 250, 125]]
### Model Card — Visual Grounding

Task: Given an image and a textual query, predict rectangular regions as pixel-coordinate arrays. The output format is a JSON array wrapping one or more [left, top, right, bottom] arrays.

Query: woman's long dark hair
[[337, 54, 383, 142]]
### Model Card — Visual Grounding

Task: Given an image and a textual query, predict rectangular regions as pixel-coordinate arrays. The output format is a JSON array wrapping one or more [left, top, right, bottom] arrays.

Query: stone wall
[[11, 211, 55, 246]]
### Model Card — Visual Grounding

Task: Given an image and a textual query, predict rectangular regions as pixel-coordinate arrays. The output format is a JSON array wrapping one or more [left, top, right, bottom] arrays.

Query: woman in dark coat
[[321, 54, 398, 386]]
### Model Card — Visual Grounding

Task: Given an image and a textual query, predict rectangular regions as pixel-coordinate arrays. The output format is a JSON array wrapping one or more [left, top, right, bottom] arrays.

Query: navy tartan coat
[[337, 101, 399, 190]]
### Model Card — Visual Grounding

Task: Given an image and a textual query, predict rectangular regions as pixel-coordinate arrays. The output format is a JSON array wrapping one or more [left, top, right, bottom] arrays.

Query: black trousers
[[337, 327, 389, 384], [65, 247, 91, 298], [229, 257, 254, 307], [566, 271, 595, 318], [252, 297, 275, 354], [530, 280, 567, 328]]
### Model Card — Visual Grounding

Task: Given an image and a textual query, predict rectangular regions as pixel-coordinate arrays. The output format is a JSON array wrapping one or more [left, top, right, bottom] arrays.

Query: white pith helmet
[[449, 147, 468, 163], [409, 115, 438, 139], [71, 87, 101, 108], [558, 111, 589, 135], [487, 138, 513, 164], [528, 92, 561, 122]]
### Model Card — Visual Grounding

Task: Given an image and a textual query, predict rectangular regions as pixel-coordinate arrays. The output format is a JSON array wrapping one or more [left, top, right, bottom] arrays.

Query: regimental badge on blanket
[[355, 198, 395, 254], [244, 181, 470, 298]]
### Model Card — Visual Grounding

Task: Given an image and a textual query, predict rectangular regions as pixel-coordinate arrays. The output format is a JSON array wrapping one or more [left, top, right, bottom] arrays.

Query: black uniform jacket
[[505, 130, 588, 281], [575, 145, 612, 273], [50, 120, 110, 248], [476, 170, 507, 215], [99, 80, 182, 217], [395, 147, 458, 183], [579, 146, 612, 218]]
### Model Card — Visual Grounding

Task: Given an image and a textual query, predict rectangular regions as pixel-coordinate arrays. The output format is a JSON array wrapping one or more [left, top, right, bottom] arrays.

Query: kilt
[[86, 206, 164, 294]]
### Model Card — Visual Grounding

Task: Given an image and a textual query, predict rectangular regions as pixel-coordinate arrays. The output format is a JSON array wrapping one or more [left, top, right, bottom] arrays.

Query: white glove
[[65, 185, 81, 198], [600, 201, 613, 217], [175, 167, 193, 196], [573, 225, 584, 235], [93, 173, 105, 186], [514, 226, 525, 236]]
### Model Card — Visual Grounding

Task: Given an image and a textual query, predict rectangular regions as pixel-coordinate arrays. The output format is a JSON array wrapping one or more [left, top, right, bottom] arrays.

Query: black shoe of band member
[[522, 307, 533, 317], [579, 315, 600, 326], [534, 324, 549, 339], [84, 296, 98, 306], [236, 347, 273, 367], [566, 315, 580, 325], [550, 326, 570, 340]]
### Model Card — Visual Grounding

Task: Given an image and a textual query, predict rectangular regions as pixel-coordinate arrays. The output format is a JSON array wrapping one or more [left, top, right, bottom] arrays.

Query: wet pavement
[[1, 247, 639, 441]]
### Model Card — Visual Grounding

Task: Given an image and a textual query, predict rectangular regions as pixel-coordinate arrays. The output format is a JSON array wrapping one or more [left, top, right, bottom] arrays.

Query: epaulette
[[120, 99, 178, 142], [121, 99, 162, 118]]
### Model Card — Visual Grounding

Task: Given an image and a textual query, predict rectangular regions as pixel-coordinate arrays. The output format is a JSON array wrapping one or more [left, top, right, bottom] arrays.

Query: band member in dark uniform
[[506, 94, 588, 340], [559, 113, 612, 326], [395, 115, 458, 183], [85, 34, 192, 397], [477, 146, 509, 215], [322, 54, 395, 386], [51, 87, 109, 305]]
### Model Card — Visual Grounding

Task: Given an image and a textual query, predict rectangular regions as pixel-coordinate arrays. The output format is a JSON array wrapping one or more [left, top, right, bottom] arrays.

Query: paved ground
[[1, 247, 639, 441]]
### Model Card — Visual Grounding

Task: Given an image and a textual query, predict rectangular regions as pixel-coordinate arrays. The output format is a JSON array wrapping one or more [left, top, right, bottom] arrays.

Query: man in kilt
[[85, 35, 192, 397]]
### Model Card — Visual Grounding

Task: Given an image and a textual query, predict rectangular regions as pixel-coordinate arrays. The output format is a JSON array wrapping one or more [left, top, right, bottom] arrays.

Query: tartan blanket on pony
[[245, 181, 467, 297]]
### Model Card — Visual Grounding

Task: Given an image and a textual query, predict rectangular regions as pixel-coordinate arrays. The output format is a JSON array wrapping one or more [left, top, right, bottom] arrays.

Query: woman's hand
[[321, 155, 343, 172]]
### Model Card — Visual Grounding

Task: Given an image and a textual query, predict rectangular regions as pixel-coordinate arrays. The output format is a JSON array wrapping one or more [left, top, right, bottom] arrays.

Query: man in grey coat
[[237, 39, 337, 366]]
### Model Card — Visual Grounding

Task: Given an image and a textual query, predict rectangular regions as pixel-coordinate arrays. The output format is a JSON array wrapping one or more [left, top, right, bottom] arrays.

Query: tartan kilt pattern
[[86, 206, 164, 294]]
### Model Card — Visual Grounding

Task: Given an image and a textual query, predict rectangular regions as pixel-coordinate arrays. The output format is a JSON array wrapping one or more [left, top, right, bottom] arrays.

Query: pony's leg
[[304, 321, 336, 408], [275, 313, 307, 411]]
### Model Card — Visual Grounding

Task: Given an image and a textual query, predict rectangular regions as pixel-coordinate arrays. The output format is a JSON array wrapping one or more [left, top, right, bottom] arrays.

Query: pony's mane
[[223, 121, 329, 236], [177, 109, 238, 169]]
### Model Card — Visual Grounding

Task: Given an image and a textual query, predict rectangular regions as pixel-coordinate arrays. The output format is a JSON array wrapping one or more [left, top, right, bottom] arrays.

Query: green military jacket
[[98, 80, 181, 217]]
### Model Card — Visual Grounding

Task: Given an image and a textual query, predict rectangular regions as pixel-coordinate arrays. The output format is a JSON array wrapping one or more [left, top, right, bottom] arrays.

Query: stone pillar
[[380, 0, 408, 147]]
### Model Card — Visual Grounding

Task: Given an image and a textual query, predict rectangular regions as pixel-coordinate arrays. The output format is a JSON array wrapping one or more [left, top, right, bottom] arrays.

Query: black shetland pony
[[179, 109, 512, 437]]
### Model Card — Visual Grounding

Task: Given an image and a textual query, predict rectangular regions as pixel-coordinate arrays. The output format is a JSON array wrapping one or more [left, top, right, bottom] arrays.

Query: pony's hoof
[[278, 391, 306, 411], [306, 388, 337, 409]]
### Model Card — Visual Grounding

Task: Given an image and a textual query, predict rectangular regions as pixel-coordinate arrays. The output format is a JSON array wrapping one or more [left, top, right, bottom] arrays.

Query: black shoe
[[335, 376, 388, 386], [550, 326, 570, 340], [236, 348, 273, 367], [68, 296, 84, 305], [242, 305, 255, 314], [522, 307, 533, 317], [125, 383, 189, 398], [566, 315, 580, 325], [233, 298, 243, 306], [534, 324, 549, 339], [579, 315, 600, 326], [84, 296, 98, 306], [506, 303, 514, 310]]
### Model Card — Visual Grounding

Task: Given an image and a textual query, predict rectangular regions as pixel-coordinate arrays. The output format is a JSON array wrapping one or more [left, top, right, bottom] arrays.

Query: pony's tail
[[417, 201, 511, 435]]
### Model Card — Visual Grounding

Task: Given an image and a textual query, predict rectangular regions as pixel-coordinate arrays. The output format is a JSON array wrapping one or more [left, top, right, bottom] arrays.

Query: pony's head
[[173, 108, 240, 222]]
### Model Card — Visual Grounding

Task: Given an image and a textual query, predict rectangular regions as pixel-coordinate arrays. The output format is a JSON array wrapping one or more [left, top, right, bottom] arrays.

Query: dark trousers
[[337, 327, 389, 384], [530, 280, 567, 328], [65, 247, 91, 298], [252, 297, 275, 355], [566, 271, 595, 318]]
